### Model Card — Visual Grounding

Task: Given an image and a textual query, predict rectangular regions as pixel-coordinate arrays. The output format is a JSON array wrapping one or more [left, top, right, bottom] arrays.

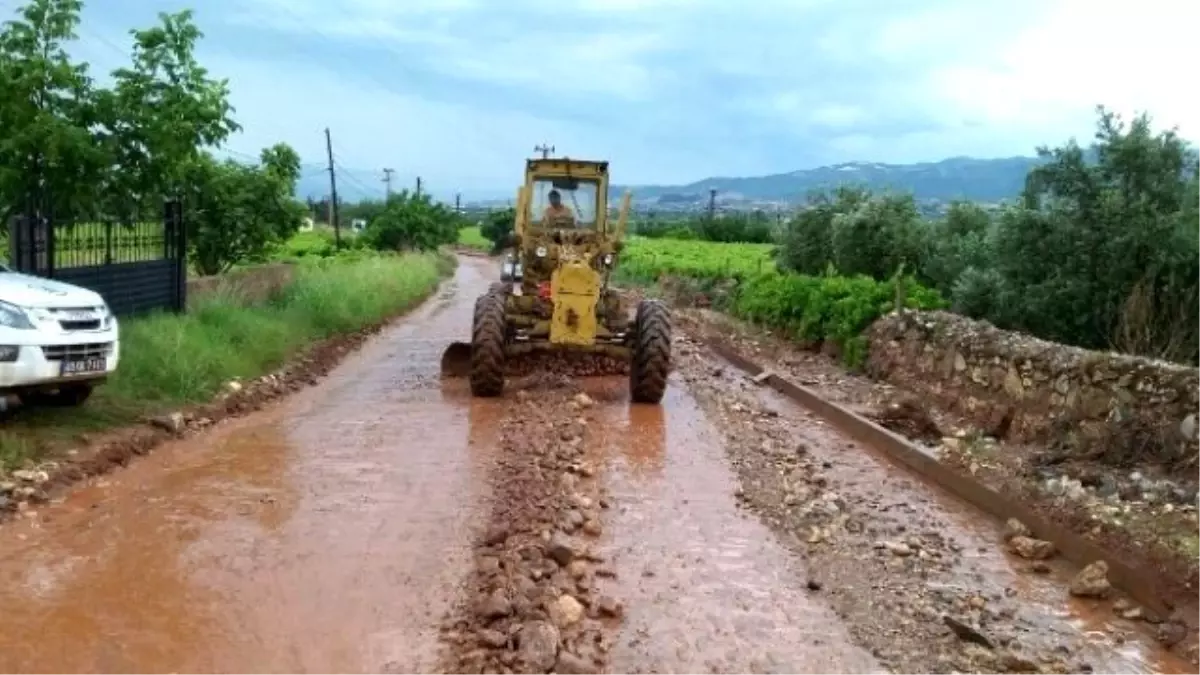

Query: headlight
[[603, 253, 614, 266], [535, 246, 547, 258], [0, 301, 34, 330]]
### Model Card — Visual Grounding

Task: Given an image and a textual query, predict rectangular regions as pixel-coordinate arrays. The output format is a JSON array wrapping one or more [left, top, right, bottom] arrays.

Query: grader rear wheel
[[629, 299, 671, 404], [470, 290, 507, 397]]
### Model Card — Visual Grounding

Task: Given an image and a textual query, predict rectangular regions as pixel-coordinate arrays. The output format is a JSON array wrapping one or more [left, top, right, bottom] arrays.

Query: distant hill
[[293, 155, 1048, 207], [613, 156, 1045, 205]]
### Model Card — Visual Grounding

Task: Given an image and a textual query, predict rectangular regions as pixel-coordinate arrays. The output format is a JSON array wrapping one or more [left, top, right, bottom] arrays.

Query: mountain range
[[612, 155, 1043, 206], [296, 154, 1046, 207]]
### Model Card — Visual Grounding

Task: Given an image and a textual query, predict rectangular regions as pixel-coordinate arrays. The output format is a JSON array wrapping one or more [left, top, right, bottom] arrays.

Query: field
[[456, 226, 492, 251], [618, 237, 777, 282]]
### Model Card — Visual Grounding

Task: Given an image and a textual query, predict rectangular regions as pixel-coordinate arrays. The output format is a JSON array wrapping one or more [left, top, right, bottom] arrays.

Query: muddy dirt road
[[0, 256, 1186, 674]]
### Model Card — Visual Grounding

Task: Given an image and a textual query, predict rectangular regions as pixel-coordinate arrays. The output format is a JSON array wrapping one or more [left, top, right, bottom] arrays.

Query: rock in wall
[[865, 310, 1199, 469]]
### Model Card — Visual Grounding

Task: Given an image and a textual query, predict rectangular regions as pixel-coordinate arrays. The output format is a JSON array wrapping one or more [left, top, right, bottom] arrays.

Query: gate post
[[6, 215, 23, 270], [165, 197, 187, 313], [6, 213, 50, 275]]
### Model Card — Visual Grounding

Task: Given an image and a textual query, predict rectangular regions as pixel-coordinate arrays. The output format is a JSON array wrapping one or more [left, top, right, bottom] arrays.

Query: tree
[[776, 186, 869, 275], [920, 201, 994, 295], [989, 106, 1199, 361], [94, 9, 239, 209], [185, 146, 306, 275], [830, 191, 924, 281], [363, 190, 460, 252], [0, 0, 107, 221], [480, 207, 515, 252]]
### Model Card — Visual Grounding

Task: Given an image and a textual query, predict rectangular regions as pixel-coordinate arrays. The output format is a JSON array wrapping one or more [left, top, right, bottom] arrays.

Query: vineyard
[[618, 237, 776, 282], [453, 228, 945, 368]]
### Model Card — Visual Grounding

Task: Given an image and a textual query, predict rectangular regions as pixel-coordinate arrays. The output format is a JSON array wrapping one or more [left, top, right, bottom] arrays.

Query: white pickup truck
[[0, 264, 119, 407]]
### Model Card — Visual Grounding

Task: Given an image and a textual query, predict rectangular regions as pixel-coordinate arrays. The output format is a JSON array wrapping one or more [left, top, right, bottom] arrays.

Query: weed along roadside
[[0, 251, 456, 490]]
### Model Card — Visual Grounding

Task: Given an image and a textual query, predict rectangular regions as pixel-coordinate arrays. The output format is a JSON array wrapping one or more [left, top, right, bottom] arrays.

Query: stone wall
[[186, 264, 296, 309], [865, 310, 1199, 467]]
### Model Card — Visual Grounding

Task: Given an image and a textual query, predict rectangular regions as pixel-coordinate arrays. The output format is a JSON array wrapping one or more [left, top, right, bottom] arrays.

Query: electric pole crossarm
[[382, 168, 395, 199]]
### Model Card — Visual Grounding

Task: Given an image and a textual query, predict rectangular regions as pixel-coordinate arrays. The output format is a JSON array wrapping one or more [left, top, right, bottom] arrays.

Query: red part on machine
[[538, 281, 553, 300]]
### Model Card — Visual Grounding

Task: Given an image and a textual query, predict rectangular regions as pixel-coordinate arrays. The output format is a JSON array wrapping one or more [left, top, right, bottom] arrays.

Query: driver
[[541, 189, 575, 227]]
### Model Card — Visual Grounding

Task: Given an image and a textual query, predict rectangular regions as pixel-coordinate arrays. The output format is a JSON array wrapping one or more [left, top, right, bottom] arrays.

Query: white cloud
[[71, 0, 1200, 188], [920, 0, 1200, 138]]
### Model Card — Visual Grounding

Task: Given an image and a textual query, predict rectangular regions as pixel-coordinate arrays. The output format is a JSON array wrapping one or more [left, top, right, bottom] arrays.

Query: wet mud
[[0, 255, 1187, 674], [0, 260, 495, 673]]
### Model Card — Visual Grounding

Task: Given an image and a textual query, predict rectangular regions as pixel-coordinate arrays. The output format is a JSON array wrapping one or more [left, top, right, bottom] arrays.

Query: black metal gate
[[6, 199, 187, 316]]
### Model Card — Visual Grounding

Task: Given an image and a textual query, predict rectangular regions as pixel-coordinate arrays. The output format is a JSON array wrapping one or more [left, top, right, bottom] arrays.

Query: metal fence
[[6, 199, 187, 316]]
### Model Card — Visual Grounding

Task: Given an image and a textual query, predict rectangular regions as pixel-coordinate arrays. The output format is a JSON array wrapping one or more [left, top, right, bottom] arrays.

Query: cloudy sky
[[22, 0, 1200, 197]]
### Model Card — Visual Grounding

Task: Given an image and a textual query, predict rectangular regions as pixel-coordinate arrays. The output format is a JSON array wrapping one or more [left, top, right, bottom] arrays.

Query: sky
[[12, 0, 1200, 199]]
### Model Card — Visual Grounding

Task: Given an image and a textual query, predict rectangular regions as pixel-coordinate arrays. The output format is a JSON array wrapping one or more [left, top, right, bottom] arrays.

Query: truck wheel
[[630, 299, 671, 404], [23, 383, 94, 407], [470, 291, 507, 397]]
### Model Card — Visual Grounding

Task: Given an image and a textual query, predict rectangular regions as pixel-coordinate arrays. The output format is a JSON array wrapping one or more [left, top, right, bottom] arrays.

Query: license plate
[[60, 357, 106, 376], [63, 311, 95, 321]]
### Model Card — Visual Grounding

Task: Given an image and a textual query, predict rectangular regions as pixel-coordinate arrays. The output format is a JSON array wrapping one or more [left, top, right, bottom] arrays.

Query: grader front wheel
[[629, 299, 671, 404], [470, 291, 507, 397]]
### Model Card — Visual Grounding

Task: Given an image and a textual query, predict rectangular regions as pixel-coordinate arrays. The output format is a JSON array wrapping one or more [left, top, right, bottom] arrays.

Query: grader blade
[[440, 342, 473, 377]]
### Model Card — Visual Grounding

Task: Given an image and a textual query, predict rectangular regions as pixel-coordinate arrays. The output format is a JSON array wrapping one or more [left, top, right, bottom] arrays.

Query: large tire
[[470, 290, 507, 397], [629, 299, 671, 404]]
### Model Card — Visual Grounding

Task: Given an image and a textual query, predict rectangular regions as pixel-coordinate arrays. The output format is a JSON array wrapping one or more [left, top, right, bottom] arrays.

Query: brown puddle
[[576, 377, 884, 674], [0, 259, 501, 674]]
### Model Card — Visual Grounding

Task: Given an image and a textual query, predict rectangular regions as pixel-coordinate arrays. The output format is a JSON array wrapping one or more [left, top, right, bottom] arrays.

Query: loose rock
[[517, 621, 561, 672], [555, 650, 598, 674], [1008, 536, 1056, 560], [546, 533, 579, 567], [1003, 518, 1031, 542], [1069, 561, 1111, 599], [547, 594, 584, 628]]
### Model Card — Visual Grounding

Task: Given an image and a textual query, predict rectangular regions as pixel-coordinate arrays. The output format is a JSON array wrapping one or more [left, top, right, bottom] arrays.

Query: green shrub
[[730, 269, 947, 368]]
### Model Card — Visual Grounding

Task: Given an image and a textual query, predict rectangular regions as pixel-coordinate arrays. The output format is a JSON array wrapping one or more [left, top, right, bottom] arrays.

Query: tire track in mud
[[434, 375, 622, 674]]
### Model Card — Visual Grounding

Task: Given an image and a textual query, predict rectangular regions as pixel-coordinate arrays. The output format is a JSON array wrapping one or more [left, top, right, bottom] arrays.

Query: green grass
[[0, 252, 453, 470], [457, 226, 492, 251]]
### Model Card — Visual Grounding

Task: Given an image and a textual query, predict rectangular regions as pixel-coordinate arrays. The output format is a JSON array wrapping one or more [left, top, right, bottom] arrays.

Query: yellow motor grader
[[440, 156, 671, 404]]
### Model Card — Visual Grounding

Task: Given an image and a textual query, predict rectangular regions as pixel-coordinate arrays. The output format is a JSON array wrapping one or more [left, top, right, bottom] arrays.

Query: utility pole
[[324, 127, 341, 249], [415, 176, 423, 198], [707, 188, 717, 223], [534, 143, 555, 159], [382, 167, 395, 200]]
